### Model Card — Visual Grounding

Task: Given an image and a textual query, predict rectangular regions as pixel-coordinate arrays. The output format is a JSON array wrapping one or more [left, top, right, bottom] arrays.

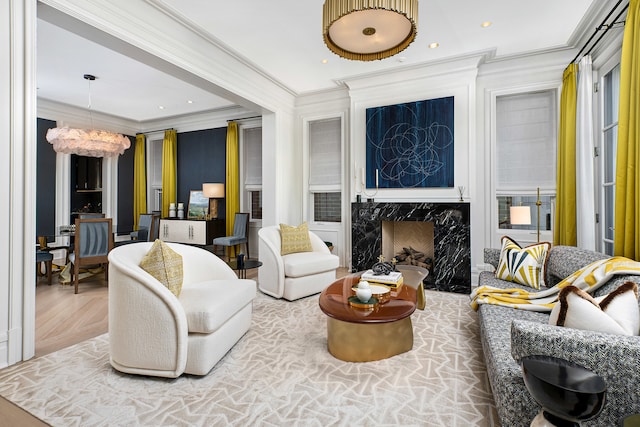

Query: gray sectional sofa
[[477, 245, 640, 427]]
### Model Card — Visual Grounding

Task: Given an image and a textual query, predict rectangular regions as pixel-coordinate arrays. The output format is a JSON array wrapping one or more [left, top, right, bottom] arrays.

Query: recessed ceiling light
[[481, 21, 492, 28], [158, 106, 165, 110], [321, 59, 329, 64], [428, 42, 439, 49], [187, 100, 193, 104]]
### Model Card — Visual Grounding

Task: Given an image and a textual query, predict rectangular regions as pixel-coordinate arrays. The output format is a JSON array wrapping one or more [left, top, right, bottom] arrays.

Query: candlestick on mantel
[[375, 169, 379, 189]]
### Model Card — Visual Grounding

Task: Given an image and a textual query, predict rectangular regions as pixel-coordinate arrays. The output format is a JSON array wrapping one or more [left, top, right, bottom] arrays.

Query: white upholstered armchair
[[258, 226, 339, 301], [108, 242, 255, 378]]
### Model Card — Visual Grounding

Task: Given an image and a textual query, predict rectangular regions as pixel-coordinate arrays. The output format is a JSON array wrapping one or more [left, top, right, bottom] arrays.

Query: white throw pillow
[[549, 282, 640, 336]]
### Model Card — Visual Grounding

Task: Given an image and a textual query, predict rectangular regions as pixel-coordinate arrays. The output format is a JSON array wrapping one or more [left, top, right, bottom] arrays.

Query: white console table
[[159, 218, 224, 246]]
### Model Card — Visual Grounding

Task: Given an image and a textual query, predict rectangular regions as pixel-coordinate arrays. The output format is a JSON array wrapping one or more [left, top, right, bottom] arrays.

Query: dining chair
[[36, 250, 53, 285], [130, 213, 159, 241], [150, 213, 161, 240], [70, 217, 113, 294], [212, 213, 250, 259], [78, 212, 106, 219]]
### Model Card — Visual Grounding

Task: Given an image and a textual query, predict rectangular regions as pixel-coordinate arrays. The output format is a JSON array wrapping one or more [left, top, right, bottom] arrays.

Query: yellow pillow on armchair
[[280, 222, 313, 255], [139, 239, 184, 296]]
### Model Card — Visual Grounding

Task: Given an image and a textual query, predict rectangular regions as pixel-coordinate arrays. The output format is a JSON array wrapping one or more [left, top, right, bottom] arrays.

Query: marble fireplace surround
[[352, 202, 471, 294]]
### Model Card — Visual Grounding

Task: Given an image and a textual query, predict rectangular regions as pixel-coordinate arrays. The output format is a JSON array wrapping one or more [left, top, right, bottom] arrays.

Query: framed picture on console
[[365, 96, 455, 189], [187, 190, 209, 219]]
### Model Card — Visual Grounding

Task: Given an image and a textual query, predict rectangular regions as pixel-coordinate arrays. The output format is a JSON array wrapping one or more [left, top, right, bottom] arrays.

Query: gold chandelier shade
[[323, 0, 418, 61]]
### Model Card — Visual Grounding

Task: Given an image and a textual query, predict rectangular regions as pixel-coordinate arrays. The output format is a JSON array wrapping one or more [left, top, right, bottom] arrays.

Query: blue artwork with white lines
[[366, 96, 454, 188]]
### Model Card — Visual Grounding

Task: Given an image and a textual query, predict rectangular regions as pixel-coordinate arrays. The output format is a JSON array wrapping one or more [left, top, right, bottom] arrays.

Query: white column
[[0, 0, 37, 367]]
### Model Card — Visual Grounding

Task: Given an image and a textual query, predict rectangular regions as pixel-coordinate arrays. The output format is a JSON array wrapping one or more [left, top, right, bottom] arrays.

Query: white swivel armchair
[[108, 242, 256, 378], [258, 226, 339, 301]]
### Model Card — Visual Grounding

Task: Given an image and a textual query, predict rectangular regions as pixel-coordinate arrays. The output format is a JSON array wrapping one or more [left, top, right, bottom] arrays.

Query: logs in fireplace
[[394, 247, 433, 273]]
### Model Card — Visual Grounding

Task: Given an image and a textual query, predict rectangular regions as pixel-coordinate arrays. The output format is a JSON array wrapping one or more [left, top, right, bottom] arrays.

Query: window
[[250, 190, 262, 220], [147, 137, 163, 211], [243, 127, 262, 220], [495, 90, 557, 233], [314, 192, 341, 222], [600, 64, 620, 255], [309, 118, 341, 223]]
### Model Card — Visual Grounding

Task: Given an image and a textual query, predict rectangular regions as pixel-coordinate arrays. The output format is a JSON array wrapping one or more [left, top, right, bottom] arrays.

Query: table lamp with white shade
[[510, 205, 532, 228], [202, 183, 224, 219]]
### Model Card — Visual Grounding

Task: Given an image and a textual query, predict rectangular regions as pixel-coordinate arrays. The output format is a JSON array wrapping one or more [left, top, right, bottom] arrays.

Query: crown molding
[[568, 0, 626, 50], [478, 47, 574, 78], [343, 51, 487, 92], [37, 98, 140, 135], [138, 106, 256, 133], [38, 98, 256, 135]]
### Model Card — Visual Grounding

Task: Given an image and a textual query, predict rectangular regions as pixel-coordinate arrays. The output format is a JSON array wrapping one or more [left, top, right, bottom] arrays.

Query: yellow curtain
[[133, 134, 147, 229], [226, 122, 240, 252], [554, 63, 578, 246], [162, 130, 177, 219], [614, 0, 640, 259]]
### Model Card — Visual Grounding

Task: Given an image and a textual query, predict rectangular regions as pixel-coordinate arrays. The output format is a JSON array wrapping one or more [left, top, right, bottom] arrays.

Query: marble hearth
[[352, 202, 471, 294]]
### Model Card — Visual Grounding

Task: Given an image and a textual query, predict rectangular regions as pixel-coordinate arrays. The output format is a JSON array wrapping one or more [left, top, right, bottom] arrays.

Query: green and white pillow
[[495, 236, 550, 290]]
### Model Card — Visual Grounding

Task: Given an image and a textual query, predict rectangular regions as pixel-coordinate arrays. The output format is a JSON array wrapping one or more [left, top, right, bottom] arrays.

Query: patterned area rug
[[0, 290, 498, 426]]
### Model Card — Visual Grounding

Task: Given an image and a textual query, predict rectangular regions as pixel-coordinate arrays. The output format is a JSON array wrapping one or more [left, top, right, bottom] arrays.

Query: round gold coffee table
[[318, 273, 417, 362]]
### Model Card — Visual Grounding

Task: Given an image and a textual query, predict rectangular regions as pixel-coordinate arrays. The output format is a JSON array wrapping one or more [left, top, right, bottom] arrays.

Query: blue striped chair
[[69, 217, 113, 294]]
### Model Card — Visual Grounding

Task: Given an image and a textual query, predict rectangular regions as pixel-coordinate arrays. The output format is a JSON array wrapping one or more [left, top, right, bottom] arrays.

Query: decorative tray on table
[[348, 296, 379, 309], [352, 283, 391, 304]]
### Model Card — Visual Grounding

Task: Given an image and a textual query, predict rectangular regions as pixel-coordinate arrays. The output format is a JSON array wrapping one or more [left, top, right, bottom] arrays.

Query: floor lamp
[[535, 187, 542, 243]]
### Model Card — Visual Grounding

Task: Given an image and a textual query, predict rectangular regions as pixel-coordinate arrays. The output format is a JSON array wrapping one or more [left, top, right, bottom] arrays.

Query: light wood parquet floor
[[0, 262, 348, 426]]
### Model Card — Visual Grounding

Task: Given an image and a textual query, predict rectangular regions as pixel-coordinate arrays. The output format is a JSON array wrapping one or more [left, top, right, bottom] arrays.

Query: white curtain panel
[[576, 55, 596, 250]]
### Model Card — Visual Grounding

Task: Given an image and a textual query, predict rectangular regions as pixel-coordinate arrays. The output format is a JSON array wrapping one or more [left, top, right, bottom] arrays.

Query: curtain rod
[[570, 0, 628, 64], [137, 114, 262, 134], [227, 115, 261, 122], [136, 128, 174, 135]]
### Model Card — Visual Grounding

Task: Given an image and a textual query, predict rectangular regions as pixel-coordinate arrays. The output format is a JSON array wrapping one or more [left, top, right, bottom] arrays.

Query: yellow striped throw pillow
[[496, 236, 550, 290], [280, 222, 313, 255]]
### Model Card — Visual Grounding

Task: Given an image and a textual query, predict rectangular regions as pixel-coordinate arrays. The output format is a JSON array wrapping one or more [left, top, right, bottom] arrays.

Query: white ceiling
[[37, 0, 601, 123]]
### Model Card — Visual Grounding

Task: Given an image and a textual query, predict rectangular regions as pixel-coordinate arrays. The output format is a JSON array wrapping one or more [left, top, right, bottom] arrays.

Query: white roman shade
[[244, 127, 262, 190], [309, 117, 341, 190], [496, 91, 556, 191]]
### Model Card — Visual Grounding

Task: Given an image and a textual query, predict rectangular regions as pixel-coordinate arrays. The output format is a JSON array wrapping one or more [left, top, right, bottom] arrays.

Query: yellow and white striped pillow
[[496, 236, 550, 290]]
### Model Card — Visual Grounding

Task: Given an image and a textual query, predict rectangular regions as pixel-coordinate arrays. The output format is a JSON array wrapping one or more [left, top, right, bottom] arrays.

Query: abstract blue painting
[[366, 96, 454, 188]]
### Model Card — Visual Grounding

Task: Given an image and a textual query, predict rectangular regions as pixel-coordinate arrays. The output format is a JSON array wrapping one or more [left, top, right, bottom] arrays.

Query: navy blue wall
[[177, 127, 227, 220], [117, 136, 135, 233], [36, 118, 58, 237], [35, 122, 226, 236]]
